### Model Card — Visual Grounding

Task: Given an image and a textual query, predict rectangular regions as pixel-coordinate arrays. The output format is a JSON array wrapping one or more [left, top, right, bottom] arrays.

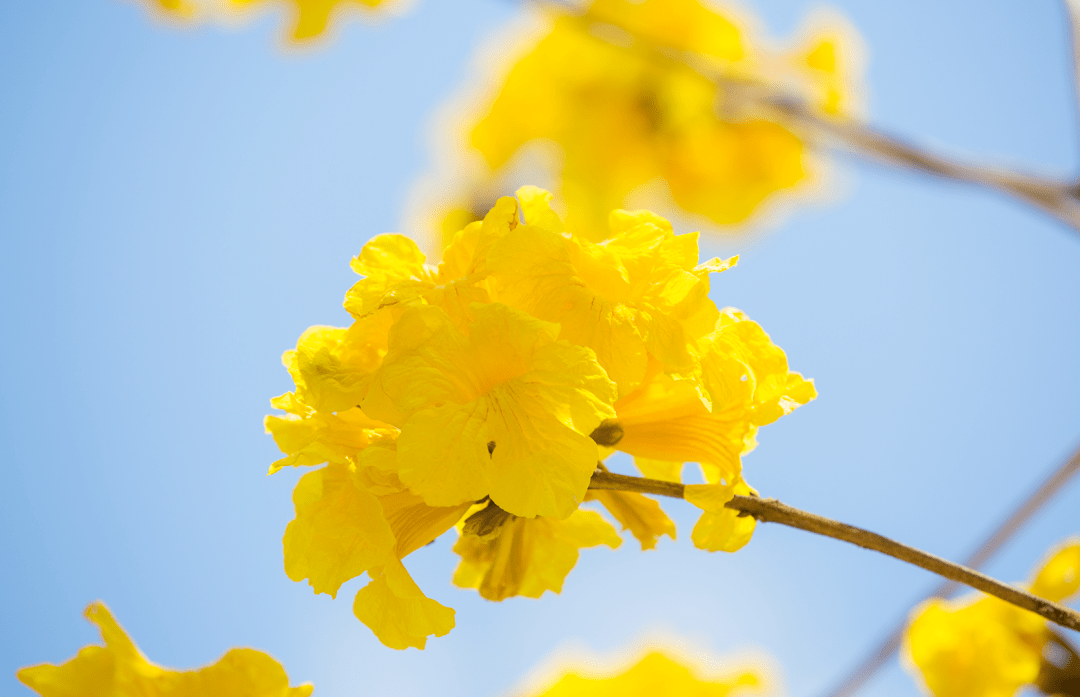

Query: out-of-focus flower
[[522, 648, 765, 697], [228, 0, 392, 41], [449, 0, 861, 239], [267, 186, 812, 648], [17, 602, 312, 697], [903, 538, 1080, 697], [143, 0, 198, 18], [133, 0, 397, 42]]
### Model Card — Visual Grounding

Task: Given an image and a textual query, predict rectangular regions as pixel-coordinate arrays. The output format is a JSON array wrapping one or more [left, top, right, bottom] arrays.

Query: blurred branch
[[760, 96, 1080, 233], [820, 440, 1080, 697], [589, 469, 1080, 634], [1066, 0, 1080, 159]]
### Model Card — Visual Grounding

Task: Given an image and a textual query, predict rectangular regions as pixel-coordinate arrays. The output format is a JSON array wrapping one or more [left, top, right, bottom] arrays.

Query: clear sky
[[1, 1, 1078, 696]]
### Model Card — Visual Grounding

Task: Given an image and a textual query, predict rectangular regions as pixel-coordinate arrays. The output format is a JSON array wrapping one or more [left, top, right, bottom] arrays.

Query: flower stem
[[588, 470, 1080, 634]]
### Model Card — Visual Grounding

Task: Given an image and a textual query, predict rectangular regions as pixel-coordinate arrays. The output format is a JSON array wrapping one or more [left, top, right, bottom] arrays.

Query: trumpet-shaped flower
[[453, 504, 621, 600], [488, 189, 727, 396], [903, 537, 1080, 697], [363, 301, 617, 518], [17, 602, 312, 697], [469, 0, 859, 234], [525, 649, 764, 697], [598, 309, 815, 490]]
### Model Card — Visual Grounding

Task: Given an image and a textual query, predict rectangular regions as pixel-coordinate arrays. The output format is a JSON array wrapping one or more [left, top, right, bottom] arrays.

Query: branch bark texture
[[589, 470, 1080, 634]]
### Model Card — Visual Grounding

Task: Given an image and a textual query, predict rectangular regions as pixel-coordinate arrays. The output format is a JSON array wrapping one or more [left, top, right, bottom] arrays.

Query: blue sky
[[1, 1, 1078, 696]]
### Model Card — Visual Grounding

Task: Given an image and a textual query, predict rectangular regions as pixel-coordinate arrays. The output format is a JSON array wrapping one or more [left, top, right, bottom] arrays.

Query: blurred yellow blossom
[[524, 649, 764, 697], [227, 0, 392, 41], [903, 537, 1080, 697], [135, 0, 396, 41], [463, 0, 861, 237], [267, 186, 813, 648], [17, 602, 312, 697]]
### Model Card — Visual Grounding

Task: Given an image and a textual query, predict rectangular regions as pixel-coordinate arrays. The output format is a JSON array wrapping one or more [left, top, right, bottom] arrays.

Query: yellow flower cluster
[[266, 186, 815, 648], [903, 538, 1080, 697], [431, 0, 859, 245], [523, 649, 764, 697], [137, 0, 393, 41], [17, 602, 311, 697]]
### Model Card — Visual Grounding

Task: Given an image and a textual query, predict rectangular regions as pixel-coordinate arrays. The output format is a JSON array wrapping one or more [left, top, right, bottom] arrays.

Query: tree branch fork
[[588, 469, 1080, 634]]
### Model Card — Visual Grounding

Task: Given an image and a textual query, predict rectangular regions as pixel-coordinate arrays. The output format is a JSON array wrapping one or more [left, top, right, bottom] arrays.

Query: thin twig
[[588, 470, 1080, 634], [761, 97, 1080, 232], [821, 440, 1080, 697], [1065, 0, 1080, 166]]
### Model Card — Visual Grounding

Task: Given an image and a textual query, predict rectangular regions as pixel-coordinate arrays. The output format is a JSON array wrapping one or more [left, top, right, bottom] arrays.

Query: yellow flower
[[903, 537, 1080, 697], [685, 479, 759, 553], [452, 503, 621, 600], [345, 196, 519, 326], [585, 489, 676, 551], [470, 0, 859, 234], [595, 310, 815, 488], [488, 188, 726, 397], [363, 301, 617, 518], [227, 0, 394, 41], [17, 602, 311, 697], [283, 443, 470, 649], [524, 649, 763, 697], [266, 189, 813, 647], [141, 0, 198, 18]]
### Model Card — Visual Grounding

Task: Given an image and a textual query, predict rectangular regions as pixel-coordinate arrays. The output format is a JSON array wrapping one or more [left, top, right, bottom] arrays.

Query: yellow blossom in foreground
[[525, 650, 764, 697], [17, 602, 311, 697], [267, 187, 813, 648], [903, 537, 1080, 697], [468, 0, 860, 236]]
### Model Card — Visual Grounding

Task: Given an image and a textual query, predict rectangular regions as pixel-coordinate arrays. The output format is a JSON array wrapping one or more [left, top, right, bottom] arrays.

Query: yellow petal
[[17, 602, 311, 697], [587, 489, 676, 550], [157, 649, 314, 697], [452, 509, 620, 601], [352, 558, 455, 650], [1030, 538, 1080, 603], [612, 367, 748, 485], [633, 458, 684, 483], [488, 211, 719, 397], [284, 311, 393, 412], [903, 595, 1044, 697], [687, 480, 756, 553], [345, 234, 435, 318], [516, 186, 565, 233], [264, 406, 395, 474], [368, 303, 615, 517], [529, 650, 762, 697], [283, 465, 396, 597]]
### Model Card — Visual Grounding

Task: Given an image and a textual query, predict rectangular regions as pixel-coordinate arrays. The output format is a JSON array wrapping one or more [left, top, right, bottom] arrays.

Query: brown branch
[[588, 470, 1080, 634], [821, 439, 1080, 697], [761, 97, 1080, 233]]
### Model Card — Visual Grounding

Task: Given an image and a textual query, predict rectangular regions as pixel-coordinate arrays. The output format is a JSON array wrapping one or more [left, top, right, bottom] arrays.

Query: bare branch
[[820, 440, 1080, 697], [588, 470, 1080, 634]]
